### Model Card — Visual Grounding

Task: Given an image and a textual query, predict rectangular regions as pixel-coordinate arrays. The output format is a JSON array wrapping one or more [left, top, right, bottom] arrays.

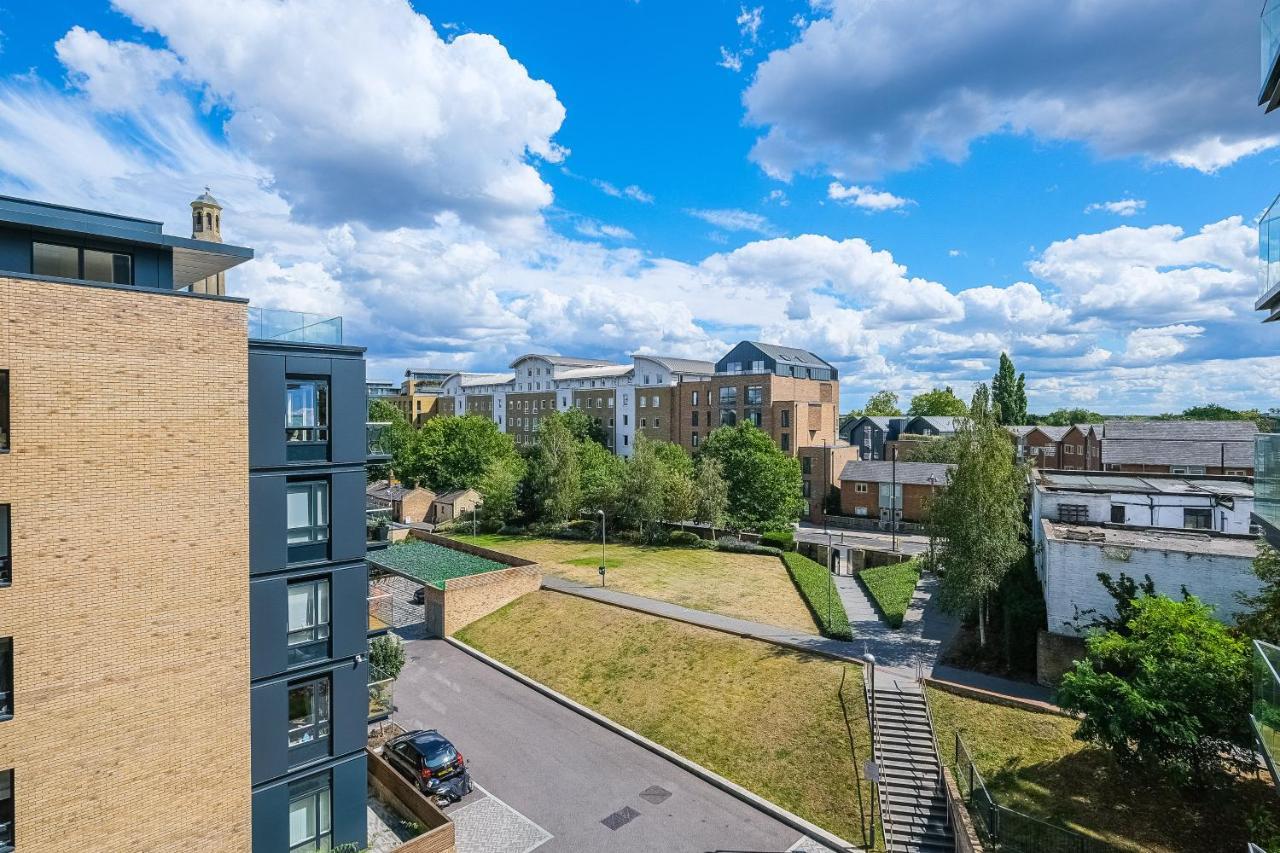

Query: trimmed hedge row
[[858, 558, 922, 629], [781, 552, 853, 641]]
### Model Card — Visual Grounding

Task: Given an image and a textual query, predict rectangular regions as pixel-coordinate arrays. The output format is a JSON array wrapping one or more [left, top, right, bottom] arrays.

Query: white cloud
[[686, 208, 775, 234], [623, 184, 654, 204], [744, 0, 1279, 180], [737, 6, 763, 41], [948, 249, 964, 257], [1121, 324, 1205, 362], [827, 181, 914, 211], [1084, 199, 1146, 216], [575, 220, 635, 241], [764, 189, 790, 206], [593, 179, 623, 197], [718, 46, 744, 72]]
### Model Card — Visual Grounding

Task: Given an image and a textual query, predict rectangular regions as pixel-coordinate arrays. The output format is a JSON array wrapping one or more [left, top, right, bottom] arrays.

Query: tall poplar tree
[[991, 352, 1027, 425]]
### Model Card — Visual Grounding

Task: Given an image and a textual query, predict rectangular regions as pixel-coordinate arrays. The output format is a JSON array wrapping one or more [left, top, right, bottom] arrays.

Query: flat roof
[[1042, 519, 1258, 558], [366, 540, 507, 588], [1035, 470, 1253, 499]]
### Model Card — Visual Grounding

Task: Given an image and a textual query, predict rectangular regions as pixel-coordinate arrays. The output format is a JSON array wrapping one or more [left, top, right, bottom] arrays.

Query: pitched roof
[[839, 460, 954, 485], [1038, 426, 1071, 441], [633, 354, 716, 375], [1101, 420, 1257, 467], [908, 416, 966, 433], [366, 481, 432, 502], [435, 488, 479, 505], [746, 341, 834, 370], [1102, 420, 1258, 441]]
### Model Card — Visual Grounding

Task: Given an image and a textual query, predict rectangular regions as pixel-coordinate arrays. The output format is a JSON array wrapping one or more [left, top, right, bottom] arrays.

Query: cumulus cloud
[[1122, 324, 1205, 362], [1085, 199, 1146, 216], [827, 181, 914, 211], [744, 0, 1278, 179]]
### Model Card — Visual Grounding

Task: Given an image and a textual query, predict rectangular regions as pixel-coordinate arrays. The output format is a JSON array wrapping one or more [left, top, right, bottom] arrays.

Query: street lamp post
[[598, 509, 607, 587], [890, 444, 899, 553], [927, 474, 937, 568], [862, 650, 878, 849]]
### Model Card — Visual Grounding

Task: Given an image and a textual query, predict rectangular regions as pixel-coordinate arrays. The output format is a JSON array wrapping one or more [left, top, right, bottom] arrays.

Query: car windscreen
[[419, 740, 458, 768]]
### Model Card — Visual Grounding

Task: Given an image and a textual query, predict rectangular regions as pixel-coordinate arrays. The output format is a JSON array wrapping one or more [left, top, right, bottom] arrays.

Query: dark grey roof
[[747, 341, 834, 370], [634, 354, 715, 374], [839, 460, 955, 485], [1038, 426, 1071, 441], [366, 481, 428, 502], [1102, 420, 1258, 441], [1101, 420, 1257, 467], [1034, 470, 1252, 498], [908, 416, 966, 433], [508, 353, 618, 368], [192, 188, 221, 207]]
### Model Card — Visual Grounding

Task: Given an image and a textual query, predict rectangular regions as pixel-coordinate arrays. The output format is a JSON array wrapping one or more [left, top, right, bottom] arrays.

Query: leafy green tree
[[369, 633, 406, 680], [477, 455, 526, 528], [896, 434, 961, 463], [403, 414, 518, 492], [578, 437, 626, 519], [654, 440, 697, 524], [693, 455, 730, 531], [1056, 595, 1252, 787], [698, 423, 804, 530], [366, 398, 414, 484], [1035, 407, 1104, 426], [862, 389, 902, 417], [560, 406, 608, 445], [990, 352, 1027, 425], [1236, 544, 1280, 644], [526, 413, 582, 523], [1179, 403, 1254, 421], [618, 434, 668, 541], [908, 386, 968, 417], [929, 384, 1027, 647]]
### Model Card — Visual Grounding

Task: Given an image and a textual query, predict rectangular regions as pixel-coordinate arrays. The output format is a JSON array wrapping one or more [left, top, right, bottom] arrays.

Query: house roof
[[508, 353, 618, 369], [457, 372, 513, 388], [1038, 426, 1071, 441], [435, 488, 479, 505], [632, 354, 716, 375], [367, 540, 507, 589], [1099, 420, 1257, 467], [1006, 425, 1037, 437], [366, 481, 431, 502], [908, 416, 966, 433], [557, 364, 633, 380], [746, 341, 834, 370], [839, 460, 954, 485], [1041, 519, 1257, 558], [1033, 469, 1253, 499], [1102, 419, 1258, 441]]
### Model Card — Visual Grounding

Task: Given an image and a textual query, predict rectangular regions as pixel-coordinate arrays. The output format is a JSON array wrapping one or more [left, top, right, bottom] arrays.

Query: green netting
[[368, 540, 506, 589]]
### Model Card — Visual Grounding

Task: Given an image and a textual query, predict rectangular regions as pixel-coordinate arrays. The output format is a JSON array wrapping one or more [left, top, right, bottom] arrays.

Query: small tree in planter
[[370, 633, 406, 680]]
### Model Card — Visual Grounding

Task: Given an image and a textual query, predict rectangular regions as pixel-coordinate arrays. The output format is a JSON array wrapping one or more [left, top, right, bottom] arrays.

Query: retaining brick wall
[[425, 565, 543, 636], [366, 747, 456, 853], [1036, 630, 1087, 688]]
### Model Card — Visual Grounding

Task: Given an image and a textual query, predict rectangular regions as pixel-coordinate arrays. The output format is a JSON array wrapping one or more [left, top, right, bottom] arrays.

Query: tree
[[578, 437, 626, 520], [698, 423, 804, 530], [560, 406, 608, 445], [896, 434, 961, 463], [618, 434, 668, 541], [1035, 407, 1103, 426], [862, 389, 902, 417], [1056, 595, 1252, 787], [369, 633, 406, 680], [929, 384, 1027, 647], [366, 398, 414, 483], [908, 386, 968, 417], [525, 413, 582, 523], [693, 455, 729, 531], [476, 455, 526, 528], [1179, 403, 1254, 421], [1236, 544, 1280, 644], [990, 352, 1027, 425], [403, 414, 518, 492], [654, 440, 698, 524]]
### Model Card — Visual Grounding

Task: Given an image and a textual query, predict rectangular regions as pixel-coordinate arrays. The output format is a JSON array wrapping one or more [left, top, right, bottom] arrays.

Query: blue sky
[[0, 0, 1277, 414]]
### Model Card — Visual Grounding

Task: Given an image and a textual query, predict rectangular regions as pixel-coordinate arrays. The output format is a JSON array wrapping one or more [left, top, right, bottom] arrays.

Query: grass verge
[[858, 559, 922, 628], [781, 552, 852, 640], [456, 590, 877, 846], [452, 533, 819, 633], [927, 686, 1278, 853]]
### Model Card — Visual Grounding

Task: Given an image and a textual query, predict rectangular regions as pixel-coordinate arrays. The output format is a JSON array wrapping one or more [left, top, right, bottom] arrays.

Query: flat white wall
[[1040, 535, 1260, 636], [1031, 486, 1253, 541]]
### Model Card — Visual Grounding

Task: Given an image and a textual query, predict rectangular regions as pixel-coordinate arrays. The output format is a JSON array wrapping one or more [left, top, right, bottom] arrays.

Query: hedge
[[781, 552, 853, 640], [714, 536, 783, 557], [858, 558, 922, 629], [759, 530, 796, 552]]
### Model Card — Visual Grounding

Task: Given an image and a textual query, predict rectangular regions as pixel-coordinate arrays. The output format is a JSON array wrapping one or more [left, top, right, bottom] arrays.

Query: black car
[[411, 586, 425, 605], [385, 729, 468, 795]]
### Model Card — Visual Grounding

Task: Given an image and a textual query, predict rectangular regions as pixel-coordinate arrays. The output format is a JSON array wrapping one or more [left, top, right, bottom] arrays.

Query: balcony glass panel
[[369, 664, 395, 721], [367, 421, 392, 458], [1261, 196, 1280, 303], [1253, 640, 1280, 774], [368, 586, 393, 634], [1257, 434, 1280, 531], [248, 307, 343, 345], [1265, 0, 1280, 91]]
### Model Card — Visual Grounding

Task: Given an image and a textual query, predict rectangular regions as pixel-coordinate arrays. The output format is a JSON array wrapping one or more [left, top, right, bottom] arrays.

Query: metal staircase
[[866, 667, 954, 853]]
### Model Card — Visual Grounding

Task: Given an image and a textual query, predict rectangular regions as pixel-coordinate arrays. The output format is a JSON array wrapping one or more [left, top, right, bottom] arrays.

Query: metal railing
[[1252, 639, 1280, 781], [368, 663, 395, 721], [952, 734, 1125, 853], [247, 306, 343, 345], [1256, 435, 1280, 530], [863, 665, 899, 853]]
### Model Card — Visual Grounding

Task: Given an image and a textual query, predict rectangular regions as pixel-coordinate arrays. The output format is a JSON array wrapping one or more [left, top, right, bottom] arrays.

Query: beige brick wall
[[0, 276, 252, 852], [430, 566, 542, 636]]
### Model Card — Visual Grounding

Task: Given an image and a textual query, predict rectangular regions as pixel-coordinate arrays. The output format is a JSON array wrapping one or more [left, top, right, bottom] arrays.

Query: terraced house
[[436, 341, 840, 458], [0, 193, 376, 852]]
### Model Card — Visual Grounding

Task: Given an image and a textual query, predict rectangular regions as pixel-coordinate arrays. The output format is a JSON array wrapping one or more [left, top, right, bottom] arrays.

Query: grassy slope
[[457, 591, 877, 846], [927, 687, 1278, 853], [452, 533, 820, 634], [858, 560, 922, 629]]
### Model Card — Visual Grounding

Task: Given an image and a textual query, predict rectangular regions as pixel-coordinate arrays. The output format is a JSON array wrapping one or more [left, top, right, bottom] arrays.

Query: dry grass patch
[[452, 533, 819, 633], [456, 590, 876, 846], [927, 687, 1279, 853]]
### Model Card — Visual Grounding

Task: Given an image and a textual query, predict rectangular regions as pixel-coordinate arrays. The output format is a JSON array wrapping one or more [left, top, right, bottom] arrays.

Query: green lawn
[[858, 560, 922, 628], [927, 687, 1279, 853], [451, 533, 820, 634], [457, 590, 878, 847]]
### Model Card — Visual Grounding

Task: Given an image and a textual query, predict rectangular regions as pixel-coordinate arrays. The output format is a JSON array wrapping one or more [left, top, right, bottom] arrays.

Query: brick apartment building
[[0, 193, 374, 852], [1008, 424, 1102, 470], [837, 460, 953, 526]]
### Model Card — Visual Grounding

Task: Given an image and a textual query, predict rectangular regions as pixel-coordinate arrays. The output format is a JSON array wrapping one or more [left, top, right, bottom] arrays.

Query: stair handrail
[[863, 663, 900, 853]]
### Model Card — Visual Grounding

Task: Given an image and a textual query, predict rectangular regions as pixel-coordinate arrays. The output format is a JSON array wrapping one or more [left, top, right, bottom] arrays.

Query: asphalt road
[[393, 637, 833, 853], [795, 523, 931, 556]]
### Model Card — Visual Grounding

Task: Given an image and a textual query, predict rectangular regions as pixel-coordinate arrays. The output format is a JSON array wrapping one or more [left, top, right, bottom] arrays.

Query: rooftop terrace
[[247, 306, 344, 345]]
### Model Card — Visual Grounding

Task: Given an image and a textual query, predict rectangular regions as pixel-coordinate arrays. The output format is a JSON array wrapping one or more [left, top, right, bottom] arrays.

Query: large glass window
[[746, 386, 763, 405], [287, 579, 330, 667], [82, 249, 132, 285], [286, 380, 329, 443], [31, 242, 78, 279], [288, 677, 331, 760], [0, 770, 11, 852], [0, 639, 10, 719], [288, 773, 332, 853], [32, 242, 131, 284], [287, 482, 330, 545], [718, 386, 737, 406], [720, 409, 737, 427], [1184, 507, 1213, 530]]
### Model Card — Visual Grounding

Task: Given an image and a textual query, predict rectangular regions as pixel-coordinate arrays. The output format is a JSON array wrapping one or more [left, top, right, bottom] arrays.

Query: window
[[287, 481, 330, 546], [1226, 469, 1248, 476], [651, 396, 660, 408], [746, 410, 762, 427], [0, 505, 8, 586], [692, 391, 700, 406], [746, 386, 763, 405], [608, 397, 614, 409], [692, 432, 699, 447], [726, 361, 742, 374], [623, 415, 629, 426], [0, 770, 11, 851], [802, 480, 812, 498], [194, 210, 204, 232], [720, 409, 737, 427], [623, 434, 629, 446], [638, 396, 647, 408], [781, 433, 790, 452], [1057, 504, 1089, 523], [691, 411, 699, 427], [854, 482, 868, 493], [640, 418, 648, 428], [654, 418, 661, 428], [1170, 465, 1206, 475], [288, 773, 332, 853], [751, 359, 765, 372], [0, 371, 7, 452], [781, 410, 791, 428], [1183, 507, 1213, 530], [0, 639, 9, 719], [287, 579, 330, 667], [288, 677, 332, 763], [32, 242, 132, 284], [802, 457, 812, 474], [1110, 505, 1126, 524], [286, 380, 329, 443]]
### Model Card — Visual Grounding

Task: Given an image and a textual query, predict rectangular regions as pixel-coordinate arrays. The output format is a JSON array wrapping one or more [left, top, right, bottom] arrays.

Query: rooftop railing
[[247, 306, 343, 345], [367, 421, 393, 460], [1253, 639, 1280, 783]]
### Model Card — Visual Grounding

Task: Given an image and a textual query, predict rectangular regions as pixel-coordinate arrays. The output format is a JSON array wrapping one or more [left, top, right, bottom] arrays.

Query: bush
[[781, 552, 853, 640], [668, 530, 704, 547], [499, 523, 527, 535], [369, 633, 406, 680], [548, 525, 595, 541], [565, 518, 597, 533], [714, 535, 783, 556], [759, 530, 796, 552], [858, 558, 922, 628]]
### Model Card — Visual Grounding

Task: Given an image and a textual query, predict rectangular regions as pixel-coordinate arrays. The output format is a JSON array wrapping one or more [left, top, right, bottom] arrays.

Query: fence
[[951, 734, 1126, 853]]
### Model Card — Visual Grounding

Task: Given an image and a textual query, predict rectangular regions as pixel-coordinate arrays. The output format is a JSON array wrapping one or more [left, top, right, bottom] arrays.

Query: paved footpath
[[542, 574, 1052, 704]]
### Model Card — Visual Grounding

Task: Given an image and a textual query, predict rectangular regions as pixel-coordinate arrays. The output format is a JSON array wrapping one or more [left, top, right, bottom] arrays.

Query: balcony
[[1265, 0, 1280, 110], [1253, 640, 1280, 786], [369, 585, 393, 634], [367, 506, 392, 550], [1259, 196, 1280, 321], [367, 421, 393, 461], [1257, 435, 1280, 541], [247, 306, 343, 345], [368, 663, 395, 722]]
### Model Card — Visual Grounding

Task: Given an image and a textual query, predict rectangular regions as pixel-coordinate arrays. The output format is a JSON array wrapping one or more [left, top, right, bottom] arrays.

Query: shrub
[[548, 524, 595, 541], [499, 523, 527, 535], [714, 535, 783, 556], [369, 633, 406, 680], [759, 529, 796, 552], [781, 552, 853, 640], [668, 530, 704, 547], [858, 558, 922, 628]]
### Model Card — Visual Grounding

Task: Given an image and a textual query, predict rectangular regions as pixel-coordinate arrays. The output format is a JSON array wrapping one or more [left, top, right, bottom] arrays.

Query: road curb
[[444, 635, 863, 853]]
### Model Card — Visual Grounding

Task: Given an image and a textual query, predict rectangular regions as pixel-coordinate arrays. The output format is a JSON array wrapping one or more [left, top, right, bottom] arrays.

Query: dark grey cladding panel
[[249, 351, 287, 469], [249, 473, 288, 574], [250, 574, 289, 679], [331, 356, 367, 465]]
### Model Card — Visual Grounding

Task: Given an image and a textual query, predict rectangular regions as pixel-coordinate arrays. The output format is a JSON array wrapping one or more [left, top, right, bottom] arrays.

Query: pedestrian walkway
[[540, 574, 1051, 703]]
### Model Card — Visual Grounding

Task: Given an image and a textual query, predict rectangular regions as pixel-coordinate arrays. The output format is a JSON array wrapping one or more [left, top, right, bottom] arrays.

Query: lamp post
[[862, 650, 878, 849], [890, 444, 899, 552], [598, 509, 607, 587], [927, 474, 937, 568]]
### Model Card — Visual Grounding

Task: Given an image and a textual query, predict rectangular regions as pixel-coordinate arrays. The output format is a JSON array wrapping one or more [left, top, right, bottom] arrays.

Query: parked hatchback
[[385, 729, 467, 793]]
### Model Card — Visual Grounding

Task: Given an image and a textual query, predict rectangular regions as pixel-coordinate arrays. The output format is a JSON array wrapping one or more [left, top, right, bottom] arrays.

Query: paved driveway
[[392, 637, 842, 853]]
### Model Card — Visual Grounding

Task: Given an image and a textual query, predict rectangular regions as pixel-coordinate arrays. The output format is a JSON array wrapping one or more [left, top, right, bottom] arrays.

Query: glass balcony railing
[[367, 421, 393, 459], [367, 506, 392, 548], [368, 586, 393, 634], [369, 663, 395, 722], [1257, 435, 1280, 532], [1253, 640, 1280, 780], [247, 306, 343, 345], [1260, 196, 1280, 303], [1265, 0, 1280, 93]]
